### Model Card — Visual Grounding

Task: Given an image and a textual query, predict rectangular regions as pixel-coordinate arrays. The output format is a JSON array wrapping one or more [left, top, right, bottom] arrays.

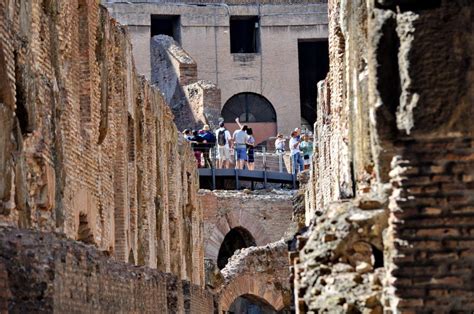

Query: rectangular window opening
[[151, 15, 181, 43], [298, 39, 329, 131], [230, 16, 260, 54]]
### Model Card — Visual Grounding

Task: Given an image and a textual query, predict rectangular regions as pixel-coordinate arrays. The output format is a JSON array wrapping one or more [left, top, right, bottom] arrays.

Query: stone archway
[[205, 210, 272, 264], [217, 227, 256, 269], [228, 293, 278, 313], [214, 241, 291, 313], [219, 273, 286, 312]]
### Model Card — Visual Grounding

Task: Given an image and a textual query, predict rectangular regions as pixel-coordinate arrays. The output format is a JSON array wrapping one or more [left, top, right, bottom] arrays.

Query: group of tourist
[[182, 126, 216, 168], [183, 118, 256, 170], [183, 120, 314, 174], [274, 128, 314, 174], [288, 128, 314, 174]]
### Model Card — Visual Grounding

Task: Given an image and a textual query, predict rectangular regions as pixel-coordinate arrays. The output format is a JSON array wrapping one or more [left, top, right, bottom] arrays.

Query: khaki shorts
[[218, 146, 231, 160]]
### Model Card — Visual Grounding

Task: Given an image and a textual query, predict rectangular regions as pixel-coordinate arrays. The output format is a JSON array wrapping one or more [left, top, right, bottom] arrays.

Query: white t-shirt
[[289, 137, 301, 156], [275, 138, 285, 151], [216, 127, 232, 148]]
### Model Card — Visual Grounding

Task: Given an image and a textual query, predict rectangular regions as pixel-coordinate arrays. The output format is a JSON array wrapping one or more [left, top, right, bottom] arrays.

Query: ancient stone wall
[[199, 190, 295, 265], [215, 241, 292, 313], [104, 0, 328, 136], [0, 228, 213, 313], [387, 138, 474, 312], [299, 0, 474, 312], [306, 0, 370, 223], [183, 281, 216, 314], [0, 0, 204, 286], [151, 35, 221, 130], [107, 0, 327, 4]]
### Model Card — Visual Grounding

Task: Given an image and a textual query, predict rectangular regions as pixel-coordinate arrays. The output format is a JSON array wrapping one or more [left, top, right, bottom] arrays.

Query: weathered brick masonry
[[0, 0, 214, 310], [0, 228, 214, 313], [199, 190, 295, 312], [200, 190, 295, 265], [216, 241, 292, 312], [297, 0, 474, 313]]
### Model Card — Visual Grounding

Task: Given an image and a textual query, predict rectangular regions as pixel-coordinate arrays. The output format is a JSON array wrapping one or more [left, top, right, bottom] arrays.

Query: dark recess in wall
[[217, 227, 256, 269], [151, 15, 181, 43], [230, 16, 260, 54], [298, 40, 329, 130]]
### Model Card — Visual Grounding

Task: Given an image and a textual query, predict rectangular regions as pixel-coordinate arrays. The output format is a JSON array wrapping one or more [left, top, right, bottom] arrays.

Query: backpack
[[217, 129, 227, 146]]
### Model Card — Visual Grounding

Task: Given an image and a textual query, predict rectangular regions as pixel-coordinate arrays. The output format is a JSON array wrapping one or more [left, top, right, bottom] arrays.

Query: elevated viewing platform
[[198, 168, 296, 190]]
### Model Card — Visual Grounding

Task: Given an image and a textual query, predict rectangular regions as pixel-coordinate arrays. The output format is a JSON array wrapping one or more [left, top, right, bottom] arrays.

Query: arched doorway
[[228, 294, 278, 314], [221, 93, 277, 144], [217, 227, 256, 269]]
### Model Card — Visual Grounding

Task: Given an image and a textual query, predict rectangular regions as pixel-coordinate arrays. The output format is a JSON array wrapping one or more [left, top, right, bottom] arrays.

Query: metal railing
[[192, 144, 291, 173]]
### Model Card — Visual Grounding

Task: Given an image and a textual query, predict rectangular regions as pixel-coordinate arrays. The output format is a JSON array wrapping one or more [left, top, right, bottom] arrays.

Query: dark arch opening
[[229, 294, 277, 314], [222, 92, 276, 123], [217, 227, 256, 269]]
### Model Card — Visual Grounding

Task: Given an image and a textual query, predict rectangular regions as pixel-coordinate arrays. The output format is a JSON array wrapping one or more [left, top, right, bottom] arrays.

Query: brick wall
[[216, 241, 292, 312], [183, 281, 216, 314], [0, 262, 10, 313], [387, 137, 474, 312], [0, 228, 215, 313], [199, 190, 295, 264], [0, 0, 203, 285], [305, 0, 356, 224], [298, 0, 474, 312]]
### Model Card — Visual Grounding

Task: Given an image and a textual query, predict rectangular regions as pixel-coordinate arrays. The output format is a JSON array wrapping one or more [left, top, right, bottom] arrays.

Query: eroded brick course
[[0, 0, 205, 285]]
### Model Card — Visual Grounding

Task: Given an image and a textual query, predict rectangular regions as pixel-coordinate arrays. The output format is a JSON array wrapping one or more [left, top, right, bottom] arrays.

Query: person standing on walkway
[[190, 130, 204, 167], [182, 129, 193, 142], [199, 125, 216, 168], [246, 128, 256, 171], [215, 122, 233, 169], [300, 134, 313, 170], [294, 127, 302, 141], [233, 118, 248, 170], [275, 133, 286, 155], [290, 130, 304, 174]]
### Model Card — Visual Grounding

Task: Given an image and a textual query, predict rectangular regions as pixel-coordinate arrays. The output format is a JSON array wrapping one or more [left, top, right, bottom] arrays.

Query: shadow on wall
[[150, 35, 221, 130]]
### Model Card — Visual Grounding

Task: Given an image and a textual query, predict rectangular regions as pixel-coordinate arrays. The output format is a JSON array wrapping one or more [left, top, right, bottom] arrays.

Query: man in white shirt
[[215, 122, 233, 168]]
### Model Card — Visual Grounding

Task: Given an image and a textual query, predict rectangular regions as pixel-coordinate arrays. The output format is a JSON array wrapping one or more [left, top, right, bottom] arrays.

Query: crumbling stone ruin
[[0, 0, 211, 311], [103, 0, 329, 137], [1, 0, 473, 313], [150, 35, 221, 130], [293, 0, 474, 313], [200, 190, 296, 312]]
